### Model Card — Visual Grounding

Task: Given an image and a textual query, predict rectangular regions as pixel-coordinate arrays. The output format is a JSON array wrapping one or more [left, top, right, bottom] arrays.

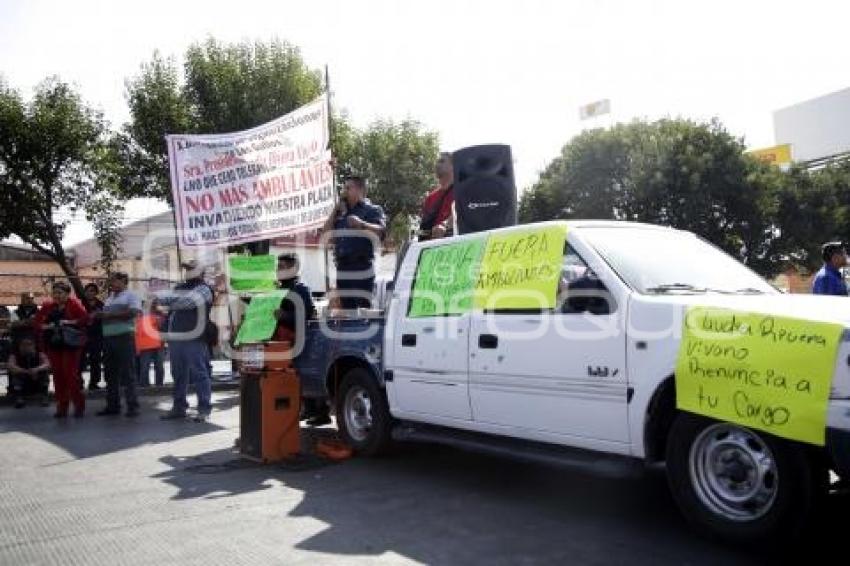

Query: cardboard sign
[[409, 238, 486, 317], [229, 255, 278, 292], [474, 225, 568, 310], [234, 291, 287, 346], [675, 307, 843, 445]]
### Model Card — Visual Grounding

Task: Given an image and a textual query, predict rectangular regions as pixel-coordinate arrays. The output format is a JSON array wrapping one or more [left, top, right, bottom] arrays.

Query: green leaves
[[123, 38, 323, 204], [520, 118, 850, 277], [331, 117, 439, 243], [0, 77, 124, 295]]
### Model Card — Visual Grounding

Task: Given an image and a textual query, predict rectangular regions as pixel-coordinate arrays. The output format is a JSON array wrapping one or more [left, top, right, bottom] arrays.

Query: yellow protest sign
[[675, 307, 843, 445], [474, 225, 567, 310]]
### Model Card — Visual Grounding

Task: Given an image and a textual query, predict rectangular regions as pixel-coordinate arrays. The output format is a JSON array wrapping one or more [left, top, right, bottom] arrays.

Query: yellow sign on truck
[[675, 306, 843, 445]]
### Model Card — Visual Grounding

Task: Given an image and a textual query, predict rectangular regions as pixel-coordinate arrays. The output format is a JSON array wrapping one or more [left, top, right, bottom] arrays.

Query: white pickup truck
[[295, 220, 850, 542]]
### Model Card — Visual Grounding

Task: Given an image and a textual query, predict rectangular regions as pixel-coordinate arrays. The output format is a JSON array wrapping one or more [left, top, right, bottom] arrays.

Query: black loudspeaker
[[453, 144, 517, 235]]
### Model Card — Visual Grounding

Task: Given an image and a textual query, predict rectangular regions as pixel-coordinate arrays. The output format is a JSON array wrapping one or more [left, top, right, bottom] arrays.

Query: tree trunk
[[56, 254, 85, 299]]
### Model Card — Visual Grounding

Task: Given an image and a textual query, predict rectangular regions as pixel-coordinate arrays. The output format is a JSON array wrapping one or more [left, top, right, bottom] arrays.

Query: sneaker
[[125, 407, 140, 418], [160, 411, 187, 420], [88, 383, 102, 391], [95, 408, 121, 416], [193, 413, 210, 423]]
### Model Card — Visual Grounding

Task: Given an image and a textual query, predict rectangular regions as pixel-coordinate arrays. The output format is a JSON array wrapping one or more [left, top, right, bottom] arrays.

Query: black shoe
[[40, 396, 50, 407], [88, 383, 102, 391], [53, 411, 68, 419], [160, 411, 187, 420], [193, 413, 210, 423], [306, 414, 332, 426], [125, 408, 140, 417], [14, 399, 25, 409], [96, 408, 121, 416]]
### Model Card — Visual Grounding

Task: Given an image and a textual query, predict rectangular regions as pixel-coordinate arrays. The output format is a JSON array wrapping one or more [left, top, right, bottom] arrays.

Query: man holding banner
[[323, 175, 386, 309]]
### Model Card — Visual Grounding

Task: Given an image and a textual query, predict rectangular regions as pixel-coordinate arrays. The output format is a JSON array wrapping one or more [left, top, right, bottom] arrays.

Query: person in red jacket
[[417, 152, 455, 241], [35, 282, 88, 418]]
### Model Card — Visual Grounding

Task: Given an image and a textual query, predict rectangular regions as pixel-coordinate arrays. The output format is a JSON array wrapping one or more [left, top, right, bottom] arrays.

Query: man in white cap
[[155, 259, 215, 422]]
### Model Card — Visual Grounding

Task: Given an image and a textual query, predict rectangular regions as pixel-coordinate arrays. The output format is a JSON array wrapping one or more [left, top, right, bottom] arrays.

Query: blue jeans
[[167, 339, 212, 415], [137, 348, 165, 386]]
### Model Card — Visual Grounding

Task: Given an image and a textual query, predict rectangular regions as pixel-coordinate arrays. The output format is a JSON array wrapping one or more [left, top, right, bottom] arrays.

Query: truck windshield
[[580, 226, 778, 295]]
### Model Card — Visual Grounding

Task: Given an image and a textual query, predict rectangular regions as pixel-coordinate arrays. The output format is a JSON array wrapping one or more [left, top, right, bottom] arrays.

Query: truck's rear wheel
[[335, 367, 392, 456], [666, 412, 818, 543]]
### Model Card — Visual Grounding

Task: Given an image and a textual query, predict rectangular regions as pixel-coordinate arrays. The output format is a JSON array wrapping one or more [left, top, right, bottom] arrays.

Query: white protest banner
[[166, 95, 335, 247]]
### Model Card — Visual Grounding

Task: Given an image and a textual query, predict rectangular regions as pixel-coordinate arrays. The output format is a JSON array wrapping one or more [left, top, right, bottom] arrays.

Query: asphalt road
[[0, 391, 845, 565]]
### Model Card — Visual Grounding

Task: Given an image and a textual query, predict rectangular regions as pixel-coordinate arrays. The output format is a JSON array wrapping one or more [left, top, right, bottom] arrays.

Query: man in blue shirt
[[156, 260, 215, 422], [811, 242, 848, 296], [323, 175, 386, 309]]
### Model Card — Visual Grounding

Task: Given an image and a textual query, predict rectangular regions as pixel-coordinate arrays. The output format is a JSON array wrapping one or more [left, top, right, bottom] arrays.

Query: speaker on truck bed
[[453, 144, 517, 235]]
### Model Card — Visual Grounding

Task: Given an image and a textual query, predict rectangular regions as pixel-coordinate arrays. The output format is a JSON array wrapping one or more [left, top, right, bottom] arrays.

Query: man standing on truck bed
[[417, 152, 455, 241], [322, 175, 386, 309]]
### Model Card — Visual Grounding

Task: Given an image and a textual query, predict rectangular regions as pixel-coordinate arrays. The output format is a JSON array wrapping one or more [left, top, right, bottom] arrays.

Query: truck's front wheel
[[336, 367, 392, 456], [666, 412, 819, 543]]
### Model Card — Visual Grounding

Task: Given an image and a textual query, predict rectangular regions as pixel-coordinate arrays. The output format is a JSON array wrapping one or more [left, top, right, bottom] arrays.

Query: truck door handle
[[401, 334, 417, 347], [478, 334, 498, 349]]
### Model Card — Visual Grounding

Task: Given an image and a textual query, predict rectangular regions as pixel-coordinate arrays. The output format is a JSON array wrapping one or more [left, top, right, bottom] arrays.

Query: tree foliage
[[332, 116, 440, 243], [0, 77, 123, 296], [519, 118, 850, 276], [122, 38, 323, 203]]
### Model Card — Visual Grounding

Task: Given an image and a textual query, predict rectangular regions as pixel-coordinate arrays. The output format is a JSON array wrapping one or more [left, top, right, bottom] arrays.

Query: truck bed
[[294, 314, 386, 398]]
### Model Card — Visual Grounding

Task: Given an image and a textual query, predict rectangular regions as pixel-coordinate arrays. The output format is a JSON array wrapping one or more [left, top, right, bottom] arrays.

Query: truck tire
[[335, 367, 392, 456], [665, 412, 818, 543]]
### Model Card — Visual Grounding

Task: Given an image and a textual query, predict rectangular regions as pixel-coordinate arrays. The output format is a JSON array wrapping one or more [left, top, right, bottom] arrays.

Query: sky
[[2, 0, 849, 245]]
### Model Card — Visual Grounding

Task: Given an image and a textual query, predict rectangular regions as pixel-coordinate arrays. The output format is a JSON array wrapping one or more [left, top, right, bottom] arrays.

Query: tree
[[772, 160, 850, 272], [519, 119, 785, 275], [332, 117, 439, 243], [124, 38, 439, 247], [0, 77, 123, 297], [122, 38, 323, 204]]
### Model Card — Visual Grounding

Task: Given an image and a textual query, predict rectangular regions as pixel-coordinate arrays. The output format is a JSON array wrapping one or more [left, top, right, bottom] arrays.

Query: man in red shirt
[[418, 152, 454, 241]]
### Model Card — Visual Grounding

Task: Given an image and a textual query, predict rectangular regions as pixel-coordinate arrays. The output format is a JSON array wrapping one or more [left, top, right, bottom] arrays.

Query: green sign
[[408, 238, 486, 317], [229, 255, 277, 292], [234, 291, 287, 346]]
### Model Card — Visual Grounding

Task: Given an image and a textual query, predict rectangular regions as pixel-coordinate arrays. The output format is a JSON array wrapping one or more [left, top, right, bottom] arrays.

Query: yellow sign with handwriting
[[474, 225, 567, 310], [675, 307, 843, 445]]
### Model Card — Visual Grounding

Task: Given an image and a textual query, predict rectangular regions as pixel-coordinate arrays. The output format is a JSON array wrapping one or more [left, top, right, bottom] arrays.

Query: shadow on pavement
[[0, 394, 225, 461], [148, 428, 848, 565]]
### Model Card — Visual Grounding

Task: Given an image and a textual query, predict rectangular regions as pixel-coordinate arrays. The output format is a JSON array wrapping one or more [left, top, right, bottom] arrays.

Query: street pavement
[[0, 391, 845, 565]]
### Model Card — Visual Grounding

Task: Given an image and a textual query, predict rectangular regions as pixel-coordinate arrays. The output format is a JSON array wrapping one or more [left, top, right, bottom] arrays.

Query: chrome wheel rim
[[343, 386, 373, 443], [689, 423, 778, 522]]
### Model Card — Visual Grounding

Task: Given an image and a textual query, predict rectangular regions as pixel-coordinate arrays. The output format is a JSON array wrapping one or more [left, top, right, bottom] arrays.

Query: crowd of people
[[0, 263, 217, 421]]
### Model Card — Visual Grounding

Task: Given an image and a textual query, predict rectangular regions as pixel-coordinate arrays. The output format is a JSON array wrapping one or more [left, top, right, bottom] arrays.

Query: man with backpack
[[155, 260, 214, 422]]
